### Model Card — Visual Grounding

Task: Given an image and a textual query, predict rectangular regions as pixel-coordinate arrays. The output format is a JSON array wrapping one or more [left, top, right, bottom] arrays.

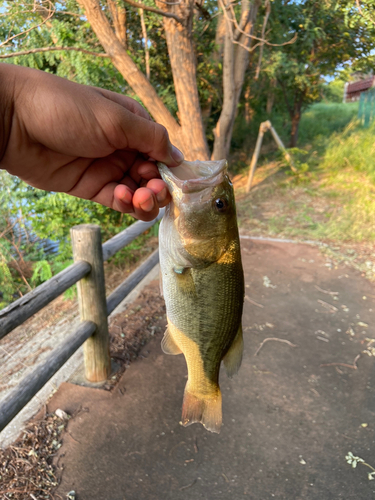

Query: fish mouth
[[157, 159, 227, 194]]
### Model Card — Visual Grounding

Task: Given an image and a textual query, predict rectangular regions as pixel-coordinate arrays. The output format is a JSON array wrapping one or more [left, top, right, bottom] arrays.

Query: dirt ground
[[3, 167, 375, 499], [39, 237, 375, 500], [233, 166, 375, 284]]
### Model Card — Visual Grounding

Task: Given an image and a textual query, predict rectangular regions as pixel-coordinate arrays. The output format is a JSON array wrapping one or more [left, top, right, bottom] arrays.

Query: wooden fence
[[0, 210, 164, 432]]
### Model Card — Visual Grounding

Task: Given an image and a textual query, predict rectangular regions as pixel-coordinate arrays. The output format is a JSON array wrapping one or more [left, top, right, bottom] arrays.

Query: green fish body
[[158, 160, 244, 433]]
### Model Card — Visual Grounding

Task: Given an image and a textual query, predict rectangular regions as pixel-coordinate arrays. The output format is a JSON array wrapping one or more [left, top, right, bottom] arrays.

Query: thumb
[[136, 117, 185, 167], [102, 95, 185, 167]]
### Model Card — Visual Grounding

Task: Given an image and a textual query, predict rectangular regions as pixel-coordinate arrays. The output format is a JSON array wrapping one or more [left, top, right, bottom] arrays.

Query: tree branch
[[139, 7, 150, 79], [156, 0, 182, 4], [0, 0, 55, 48], [220, 0, 296, 54], [123, 0, 183, 23], [0, 46, 109, 59], [355, 0, 375, 26], [107, 0, 127, 46], [195, 2, 211, 20], [231, 13, 297, 48], [255, 0, 271, 80]]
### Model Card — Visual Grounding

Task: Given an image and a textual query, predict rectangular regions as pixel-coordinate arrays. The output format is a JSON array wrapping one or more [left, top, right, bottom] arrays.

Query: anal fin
[[161, 327, 182, 355], [223, 325, 244, 378], [159, 266, 163, 297]]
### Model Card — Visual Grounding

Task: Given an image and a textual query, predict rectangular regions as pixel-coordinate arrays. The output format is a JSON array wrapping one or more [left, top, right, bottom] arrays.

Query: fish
[[157, 159, 245, 433]]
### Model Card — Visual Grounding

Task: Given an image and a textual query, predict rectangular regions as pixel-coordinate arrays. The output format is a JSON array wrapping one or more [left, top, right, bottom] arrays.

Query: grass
[[235, 101, 375, 246], [320, 120, 375, 179], [298, 101, 359, 147]]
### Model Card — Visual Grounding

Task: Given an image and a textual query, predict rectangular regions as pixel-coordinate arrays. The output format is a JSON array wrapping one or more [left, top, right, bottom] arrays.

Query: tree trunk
[[290, 113, 300, 147], [200, 13, 226, 133], [161, 0, 210, 160], [212, 0, 260, 160], [107, 0, 127, 47], [289, 99, 302, 147], [266, 79, 276, 115], [77, 0, 208, 158]]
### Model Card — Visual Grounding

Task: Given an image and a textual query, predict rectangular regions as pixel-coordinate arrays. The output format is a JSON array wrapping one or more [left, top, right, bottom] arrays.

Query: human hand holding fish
[[157, 159, 245, 433], [0, 64, 184, 222]]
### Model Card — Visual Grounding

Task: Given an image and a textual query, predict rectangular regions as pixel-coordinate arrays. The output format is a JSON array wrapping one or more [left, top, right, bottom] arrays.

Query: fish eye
[[214, 198, 228, 212]]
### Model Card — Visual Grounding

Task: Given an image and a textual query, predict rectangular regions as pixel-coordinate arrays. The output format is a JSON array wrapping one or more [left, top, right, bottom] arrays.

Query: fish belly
[[161, 251, 244, 433]]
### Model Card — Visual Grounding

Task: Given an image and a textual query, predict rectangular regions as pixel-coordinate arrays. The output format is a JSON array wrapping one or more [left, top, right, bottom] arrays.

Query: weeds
[[237, 101, 375, 245], [346, 452, 375, 481]]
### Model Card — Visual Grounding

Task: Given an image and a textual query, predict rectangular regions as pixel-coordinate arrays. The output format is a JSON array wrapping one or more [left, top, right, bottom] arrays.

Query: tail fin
[[180, 386, 222, 433]]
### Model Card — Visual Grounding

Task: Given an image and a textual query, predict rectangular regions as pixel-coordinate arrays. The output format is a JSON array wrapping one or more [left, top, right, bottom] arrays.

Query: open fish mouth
[[157, 159, 228, 194]]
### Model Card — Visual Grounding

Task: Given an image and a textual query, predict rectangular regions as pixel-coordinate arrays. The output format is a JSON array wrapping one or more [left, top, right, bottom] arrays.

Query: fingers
[[113, 179, 171, 221], [144, 179, 171, 208]]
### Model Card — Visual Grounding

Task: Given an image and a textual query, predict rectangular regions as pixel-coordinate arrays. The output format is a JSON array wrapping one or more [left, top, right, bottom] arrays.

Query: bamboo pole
[[245, 121, 268, 193], [246, 120, 296, 193], [71, 225, 110, 382], [268, 122, 294, 169]]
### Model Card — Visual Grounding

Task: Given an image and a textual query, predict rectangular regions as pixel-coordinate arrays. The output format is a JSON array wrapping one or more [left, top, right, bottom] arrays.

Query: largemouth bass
[[157, 159, 244, 433]]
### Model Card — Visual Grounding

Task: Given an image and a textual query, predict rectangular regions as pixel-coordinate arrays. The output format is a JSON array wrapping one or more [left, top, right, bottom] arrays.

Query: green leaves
[[256, 0, 375, 145], [0, 171, 136, 305]]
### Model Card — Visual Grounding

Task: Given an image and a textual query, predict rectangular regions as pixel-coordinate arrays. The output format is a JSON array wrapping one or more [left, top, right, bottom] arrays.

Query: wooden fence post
[[70, 224, 111, 382]]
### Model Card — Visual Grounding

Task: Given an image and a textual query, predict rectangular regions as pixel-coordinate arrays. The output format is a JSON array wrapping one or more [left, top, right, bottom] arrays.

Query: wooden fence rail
[[0, 210, 164, 432]]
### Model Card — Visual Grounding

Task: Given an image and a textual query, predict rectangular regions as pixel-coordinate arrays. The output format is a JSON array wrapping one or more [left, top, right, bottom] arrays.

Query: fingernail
[[121, 189, 133, 205], [171, 145, 184, 163], [139, 197, 155, 213], [156, 187, 167, 204]]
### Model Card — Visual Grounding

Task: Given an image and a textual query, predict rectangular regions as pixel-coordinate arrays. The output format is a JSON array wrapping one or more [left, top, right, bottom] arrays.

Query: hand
[[0, 64, 184, 221]]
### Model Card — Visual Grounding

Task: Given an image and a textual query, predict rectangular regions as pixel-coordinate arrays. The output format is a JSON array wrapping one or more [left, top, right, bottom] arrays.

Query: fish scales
[[163, 259, 243, 377], [158, 159, 245, 433]]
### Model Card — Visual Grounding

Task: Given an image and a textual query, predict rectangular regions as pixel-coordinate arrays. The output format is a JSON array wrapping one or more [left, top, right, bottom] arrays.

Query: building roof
[[347, 77, 375, 94]]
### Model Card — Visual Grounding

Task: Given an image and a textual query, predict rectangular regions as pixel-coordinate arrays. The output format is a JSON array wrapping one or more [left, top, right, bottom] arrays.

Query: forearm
[[0, 64, 18, 165]]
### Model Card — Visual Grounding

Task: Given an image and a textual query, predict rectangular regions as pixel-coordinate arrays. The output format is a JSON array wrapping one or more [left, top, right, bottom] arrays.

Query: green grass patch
[[298, 101, 359, 147], [320, 121, 375, 179], [237, 101, 375, 245]]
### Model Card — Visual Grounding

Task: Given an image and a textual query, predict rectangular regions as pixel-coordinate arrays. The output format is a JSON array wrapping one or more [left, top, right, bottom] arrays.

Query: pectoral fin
[[223, 325, 243, 378], [161, 327, 182, 355], [174, 267, 196, 296]]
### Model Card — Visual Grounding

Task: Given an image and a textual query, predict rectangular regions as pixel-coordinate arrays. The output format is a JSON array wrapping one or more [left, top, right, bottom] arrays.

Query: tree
[[260, 0, 375, 147], [211, 0, 260, 159], [0, 0, 276, 160]]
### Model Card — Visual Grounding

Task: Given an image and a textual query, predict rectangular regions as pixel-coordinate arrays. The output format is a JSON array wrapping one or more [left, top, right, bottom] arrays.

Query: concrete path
[[49, 239, 375, 499]]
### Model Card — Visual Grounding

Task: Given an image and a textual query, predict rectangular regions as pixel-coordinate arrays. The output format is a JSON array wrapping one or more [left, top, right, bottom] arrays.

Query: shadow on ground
[[50, 239, 375, 500]]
